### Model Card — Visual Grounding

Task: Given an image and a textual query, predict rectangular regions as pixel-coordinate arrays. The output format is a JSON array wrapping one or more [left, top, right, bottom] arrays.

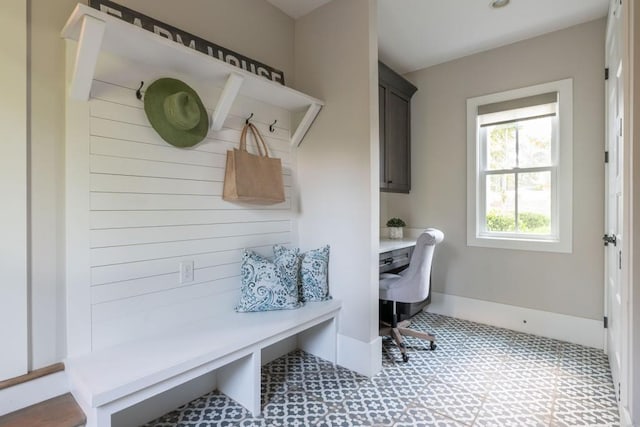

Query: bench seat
[[66, 299, 341, 427]]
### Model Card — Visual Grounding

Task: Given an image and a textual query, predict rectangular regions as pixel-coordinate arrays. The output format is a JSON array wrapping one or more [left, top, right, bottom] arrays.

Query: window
[[467, 79, 572, 253]]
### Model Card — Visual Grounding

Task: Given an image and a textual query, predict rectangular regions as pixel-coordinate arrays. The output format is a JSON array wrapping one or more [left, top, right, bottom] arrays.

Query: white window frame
[[466, 79, 573, 253]]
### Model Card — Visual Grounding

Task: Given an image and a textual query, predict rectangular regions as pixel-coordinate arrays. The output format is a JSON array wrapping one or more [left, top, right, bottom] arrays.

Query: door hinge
[[618, 382, 621, 401], [603, 234, 617, 246], [620, 118, 623, 136], [605, 67, 609, 80], [603, 316, 608, 328], [605, 151, 609, 163]]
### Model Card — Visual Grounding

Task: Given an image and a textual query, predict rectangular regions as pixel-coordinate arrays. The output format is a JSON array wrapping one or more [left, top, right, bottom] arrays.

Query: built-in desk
[[379, 238, 416, 274], [379, 237, 429, 322], [379, 238, 418, 254]]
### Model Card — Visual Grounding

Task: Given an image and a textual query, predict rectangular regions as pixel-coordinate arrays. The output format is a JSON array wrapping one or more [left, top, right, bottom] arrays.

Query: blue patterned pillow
[[235, 249, 302, 312], [274, 244, 331, 303], [300, 245, 331, 302]]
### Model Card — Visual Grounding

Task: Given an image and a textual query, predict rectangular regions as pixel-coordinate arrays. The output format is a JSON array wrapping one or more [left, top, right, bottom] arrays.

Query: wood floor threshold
[[0, 393, 86, 427], [0, 363, 65, 391]]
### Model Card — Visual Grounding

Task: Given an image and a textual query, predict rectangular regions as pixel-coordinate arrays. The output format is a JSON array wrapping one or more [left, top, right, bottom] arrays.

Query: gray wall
[[0, 0, 28, 380], [381, 18, 606, 320], [294, 0, 381, 375], [29, 0, 294, 369]]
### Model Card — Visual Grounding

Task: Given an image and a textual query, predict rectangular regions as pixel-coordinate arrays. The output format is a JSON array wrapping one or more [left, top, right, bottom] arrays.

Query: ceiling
[[268, 0, 609, 75], [266, 0, 332, 19]]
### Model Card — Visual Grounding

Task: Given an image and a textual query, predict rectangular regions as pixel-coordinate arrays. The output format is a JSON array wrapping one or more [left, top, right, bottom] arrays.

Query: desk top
[[379, 238, 417, 254]]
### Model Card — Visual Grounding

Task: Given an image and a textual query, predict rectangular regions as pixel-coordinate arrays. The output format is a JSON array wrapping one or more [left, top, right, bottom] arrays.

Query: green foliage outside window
[[486, 211, 515, 232], [518, 212, 550, 233], [486, 210, 550, 234]]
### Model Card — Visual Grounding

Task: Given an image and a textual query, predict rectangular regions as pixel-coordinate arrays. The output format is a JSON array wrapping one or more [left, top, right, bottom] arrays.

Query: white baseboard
[[619, 405, 633, 427], [0, 371, 69, 416], [337, 333, 381, 377], [429, 292, 604, 349]]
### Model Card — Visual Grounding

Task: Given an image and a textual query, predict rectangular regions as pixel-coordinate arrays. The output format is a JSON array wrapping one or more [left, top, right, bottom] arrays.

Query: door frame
[[605, 0, 635, 425], [627, 0, 640, 424]]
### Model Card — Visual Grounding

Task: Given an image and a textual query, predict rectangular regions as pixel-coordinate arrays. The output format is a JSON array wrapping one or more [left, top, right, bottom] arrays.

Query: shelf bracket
[[69, 15, 106, 101], [211, 73, 244, 131], [291, 103, 322, 147]]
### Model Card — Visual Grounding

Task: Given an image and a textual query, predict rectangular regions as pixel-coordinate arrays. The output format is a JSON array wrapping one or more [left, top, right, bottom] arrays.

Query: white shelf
[[61, 4, 323, 146]]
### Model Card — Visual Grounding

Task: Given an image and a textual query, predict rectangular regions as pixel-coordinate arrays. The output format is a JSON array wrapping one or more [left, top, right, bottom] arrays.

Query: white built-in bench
[[66, 299, 341, 427]]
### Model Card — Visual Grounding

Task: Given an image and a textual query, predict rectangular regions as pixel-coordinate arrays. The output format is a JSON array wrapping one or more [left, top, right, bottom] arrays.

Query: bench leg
[[217, 351, 261, 416], [298, 317, 337, 364]]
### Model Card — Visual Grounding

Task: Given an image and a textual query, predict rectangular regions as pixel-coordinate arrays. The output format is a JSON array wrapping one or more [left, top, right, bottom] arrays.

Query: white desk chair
[[379, 228, 444, 362]]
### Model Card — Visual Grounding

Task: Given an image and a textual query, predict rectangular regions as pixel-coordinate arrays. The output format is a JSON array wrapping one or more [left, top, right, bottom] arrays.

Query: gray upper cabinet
[[379, 62, 417, 193]]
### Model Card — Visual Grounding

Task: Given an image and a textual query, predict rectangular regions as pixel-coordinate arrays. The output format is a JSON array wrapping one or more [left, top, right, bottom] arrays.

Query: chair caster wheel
[[430, 342, 437, 351], [402, 354, 409, 362]]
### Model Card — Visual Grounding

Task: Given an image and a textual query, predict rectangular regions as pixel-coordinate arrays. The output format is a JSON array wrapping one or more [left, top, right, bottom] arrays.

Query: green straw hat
[[143, 78, 209, 148]]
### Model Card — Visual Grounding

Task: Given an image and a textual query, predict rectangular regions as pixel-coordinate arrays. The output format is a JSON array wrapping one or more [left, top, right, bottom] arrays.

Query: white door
[[604, 0, 627, 412]]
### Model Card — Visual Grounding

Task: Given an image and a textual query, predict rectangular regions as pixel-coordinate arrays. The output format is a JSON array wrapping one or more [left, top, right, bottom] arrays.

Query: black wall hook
[[245, 113, 254, 124], [269, 120, 278, 132], [136, 81, 144, 100]]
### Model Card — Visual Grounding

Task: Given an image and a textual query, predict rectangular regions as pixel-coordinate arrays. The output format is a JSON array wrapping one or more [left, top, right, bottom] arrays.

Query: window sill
[[467, 234, 572, 253]]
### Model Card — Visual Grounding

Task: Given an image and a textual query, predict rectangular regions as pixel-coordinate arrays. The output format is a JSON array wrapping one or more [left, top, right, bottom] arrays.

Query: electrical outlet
[[179, 260, 194, 284]]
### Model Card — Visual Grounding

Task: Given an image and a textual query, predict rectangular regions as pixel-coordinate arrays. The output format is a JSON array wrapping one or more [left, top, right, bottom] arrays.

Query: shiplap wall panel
[[90, 137, 229, 169], [91, 278, 241, 323], [91, 288, 240, 351], [90, 221, 291, 248], [91, 174, 222, 196], [90, 209, 292, 229], [90, 246, 274, 286], [92, 173, 292, 194], [90, 192, 292, 211], [90, 165, 293, 193], [91, 155, 224, 181], [90, 156, 293, 185], [89, 118, 292, 165], [90, 232, 289, 267], [66, 53, 298, 351], [91, 263, 241, 304]]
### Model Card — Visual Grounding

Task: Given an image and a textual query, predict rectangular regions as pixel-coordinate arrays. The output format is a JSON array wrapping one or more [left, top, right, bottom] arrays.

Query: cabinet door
[[385, 90, 410, 192], [379, 84, 387, 189]]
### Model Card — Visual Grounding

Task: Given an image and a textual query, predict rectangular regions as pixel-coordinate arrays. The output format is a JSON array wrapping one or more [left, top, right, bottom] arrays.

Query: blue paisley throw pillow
[[274, 244, 331, 303], [300, 245, 331, 302], [235, 249, 301, 313]]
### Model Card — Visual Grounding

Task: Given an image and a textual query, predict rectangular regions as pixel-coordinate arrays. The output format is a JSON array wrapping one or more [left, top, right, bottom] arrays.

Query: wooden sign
[[89, 0, 286, 85]]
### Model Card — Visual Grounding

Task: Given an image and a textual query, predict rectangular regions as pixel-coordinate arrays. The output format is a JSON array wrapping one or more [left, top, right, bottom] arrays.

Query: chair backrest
[[388, 228, 444, 303]]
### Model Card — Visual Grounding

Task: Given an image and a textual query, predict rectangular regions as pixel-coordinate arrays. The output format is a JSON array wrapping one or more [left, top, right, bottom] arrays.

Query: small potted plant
[[386, 217, 406, 239]]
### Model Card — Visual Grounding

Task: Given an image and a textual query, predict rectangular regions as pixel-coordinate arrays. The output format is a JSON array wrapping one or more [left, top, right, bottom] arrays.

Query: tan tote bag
[[222, 122, 285, 204]]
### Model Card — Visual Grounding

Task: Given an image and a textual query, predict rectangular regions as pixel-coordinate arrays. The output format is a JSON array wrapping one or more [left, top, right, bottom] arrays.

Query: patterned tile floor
[[145, 312, 619, 426]]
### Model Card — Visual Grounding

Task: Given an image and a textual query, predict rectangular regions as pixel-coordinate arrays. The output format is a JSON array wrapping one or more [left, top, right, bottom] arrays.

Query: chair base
[[380, 319, 436, 362]]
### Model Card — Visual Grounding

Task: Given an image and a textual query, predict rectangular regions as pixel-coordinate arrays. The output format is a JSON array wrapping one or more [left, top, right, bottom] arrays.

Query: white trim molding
[[467, 78, 573, 253], [337, 334, 382, 378], [429, 292, 604, 349]]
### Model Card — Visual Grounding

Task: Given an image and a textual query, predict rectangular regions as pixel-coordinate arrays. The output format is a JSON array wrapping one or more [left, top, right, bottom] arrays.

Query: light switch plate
[[179, 260, 194, 284]]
